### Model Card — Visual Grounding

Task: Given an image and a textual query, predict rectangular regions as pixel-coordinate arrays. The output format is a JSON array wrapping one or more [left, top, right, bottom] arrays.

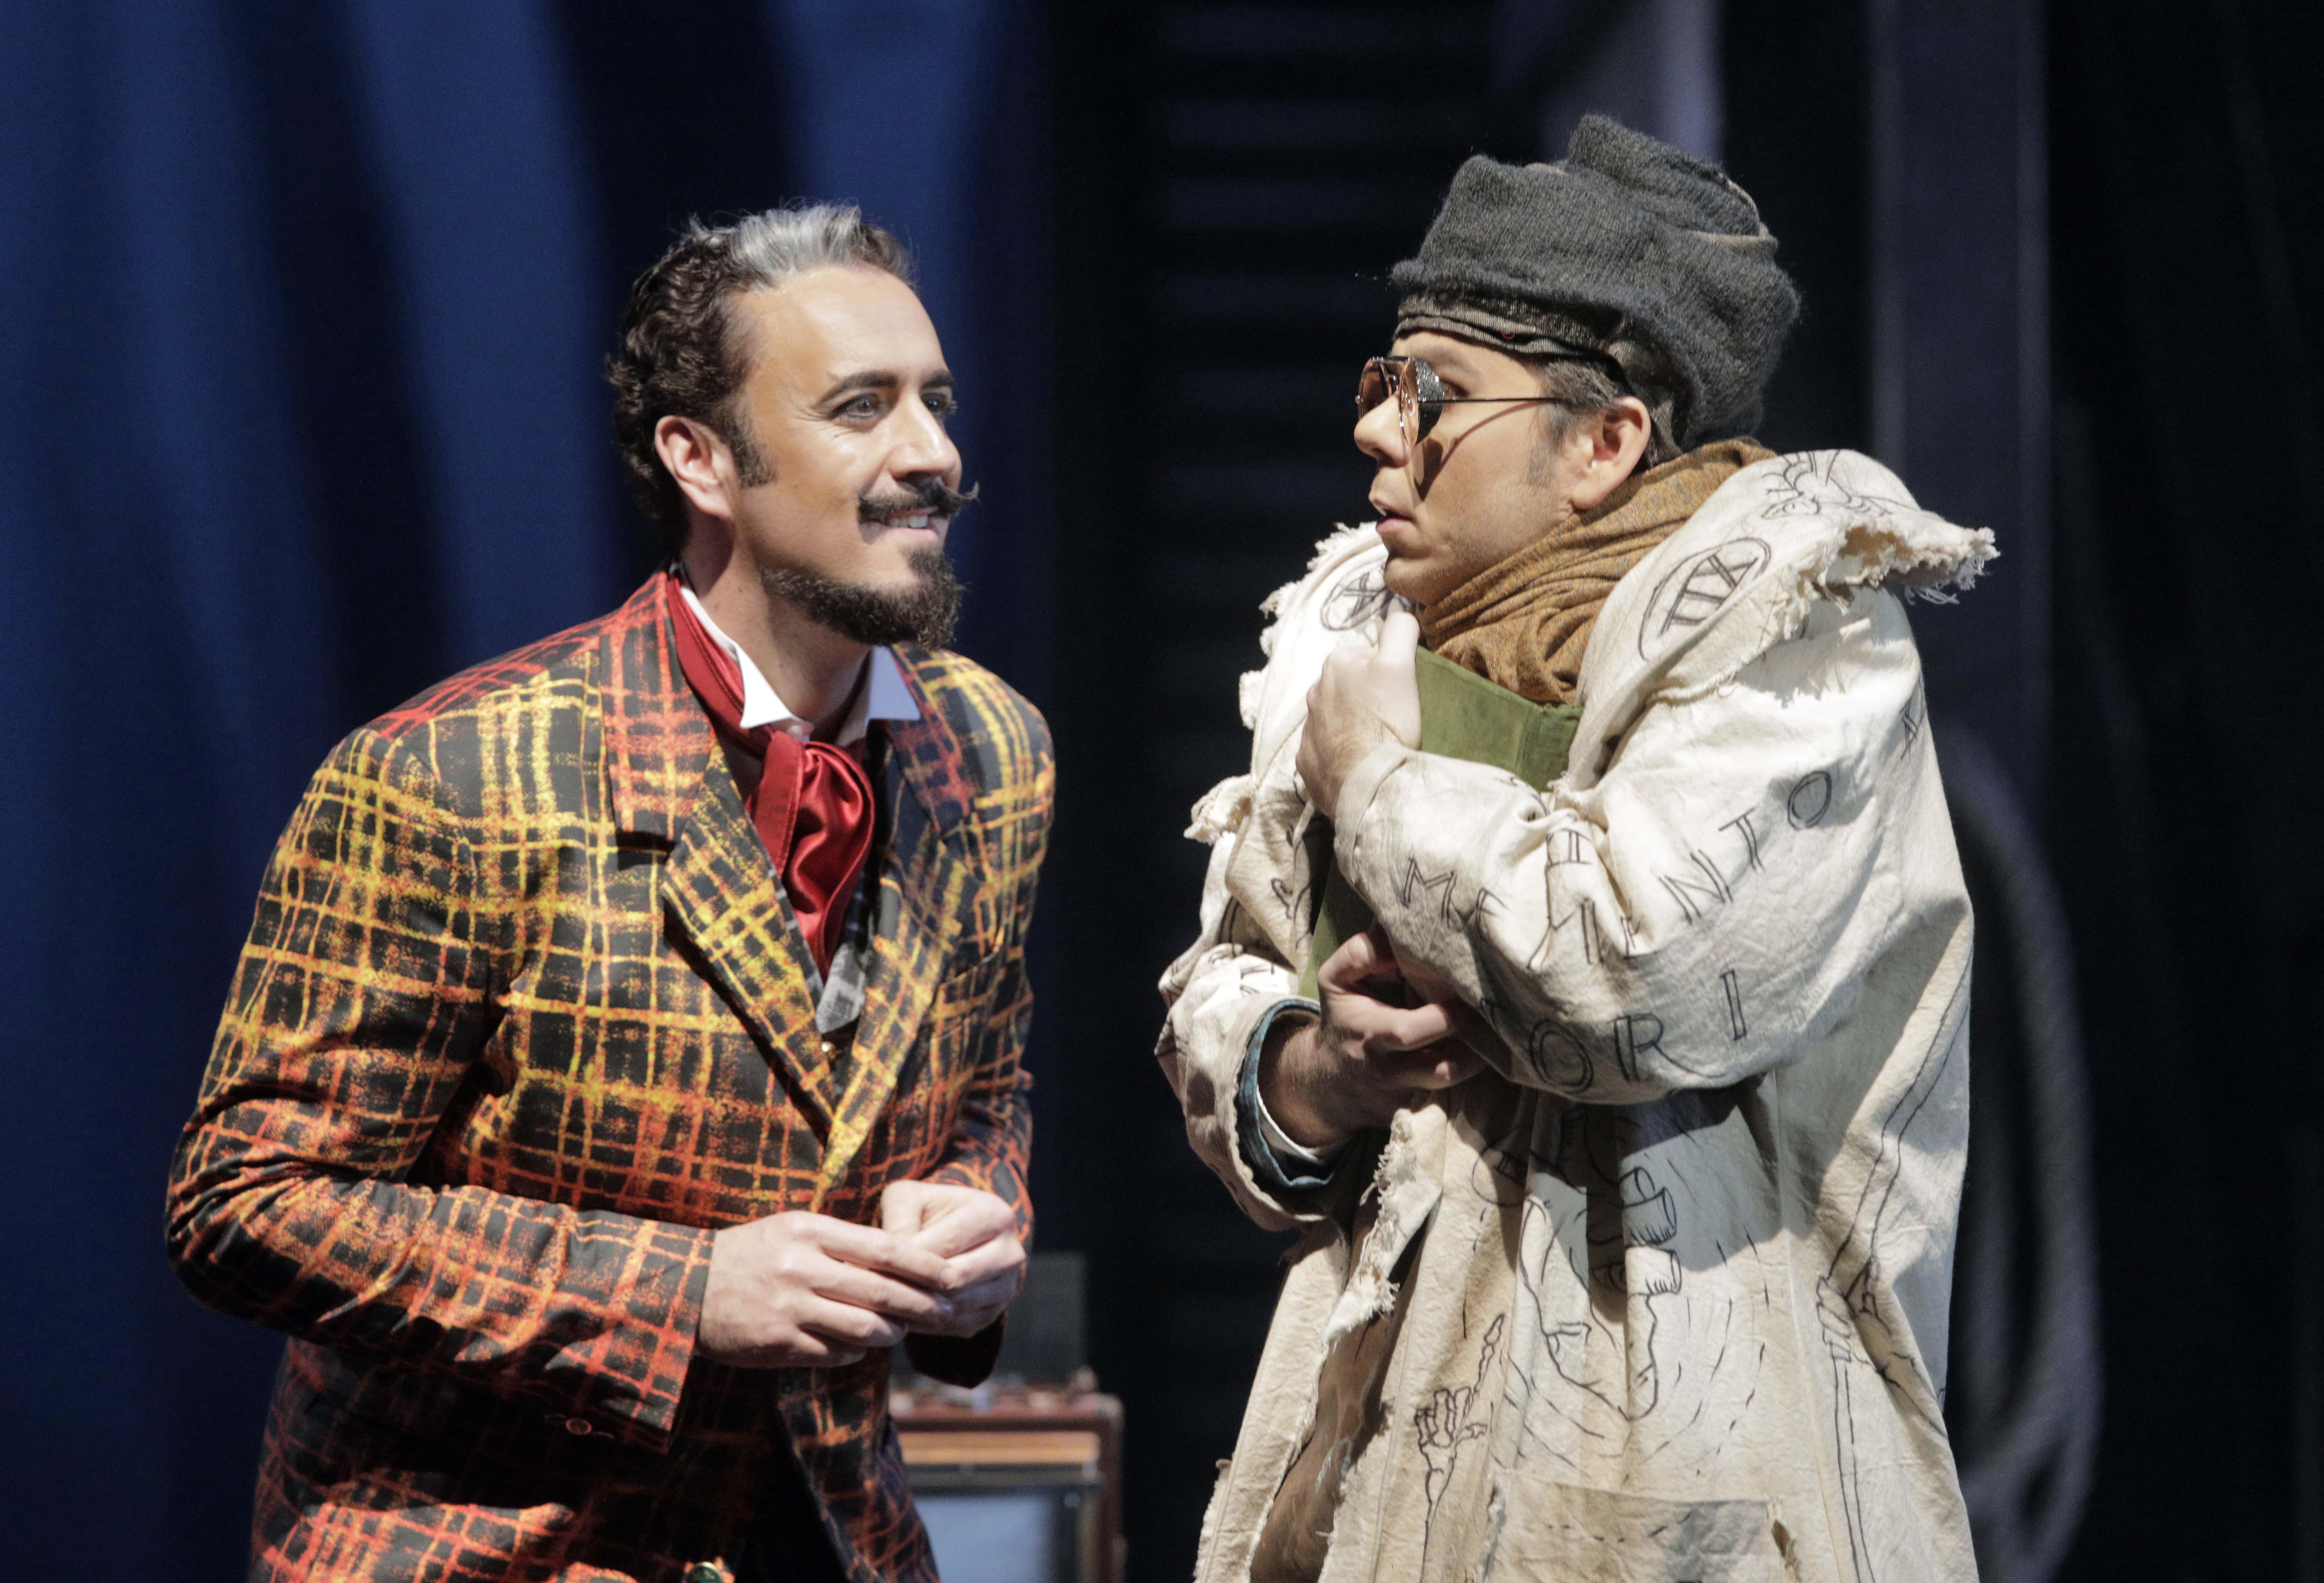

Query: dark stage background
[[3, 3, 2319, 1581]]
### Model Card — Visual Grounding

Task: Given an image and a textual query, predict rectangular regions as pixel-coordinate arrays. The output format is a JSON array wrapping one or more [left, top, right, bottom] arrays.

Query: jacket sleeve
[[1157, 816, 1344, 1232], [166, 726, 714, 1453], [906, 723, 1051, 1385], [1333, 589, 1953, 1105]]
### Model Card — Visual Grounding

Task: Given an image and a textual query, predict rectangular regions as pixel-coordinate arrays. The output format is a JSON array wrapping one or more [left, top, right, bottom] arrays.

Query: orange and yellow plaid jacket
[[167, 575, 1051, 1583]]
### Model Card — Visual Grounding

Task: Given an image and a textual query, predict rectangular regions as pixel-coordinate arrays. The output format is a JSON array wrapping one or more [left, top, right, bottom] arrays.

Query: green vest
[[1299, 649, 1582, 998]]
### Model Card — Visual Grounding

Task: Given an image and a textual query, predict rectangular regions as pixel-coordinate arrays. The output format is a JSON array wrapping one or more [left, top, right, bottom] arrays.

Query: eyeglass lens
[[1355, 357, 1442, 447]]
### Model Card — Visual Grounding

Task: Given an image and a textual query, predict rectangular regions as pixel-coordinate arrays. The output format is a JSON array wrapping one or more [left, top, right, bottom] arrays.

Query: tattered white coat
[[1160, 452, 1995, 1583]]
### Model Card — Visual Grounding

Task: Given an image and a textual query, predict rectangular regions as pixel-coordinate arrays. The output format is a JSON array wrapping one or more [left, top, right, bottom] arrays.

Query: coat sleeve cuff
[[1234, 998, 1349, 1208], [564, 1214, 717, 1453]]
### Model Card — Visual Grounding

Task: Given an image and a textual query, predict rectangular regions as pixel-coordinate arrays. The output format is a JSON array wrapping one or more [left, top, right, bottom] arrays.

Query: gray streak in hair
[[607, 203, 917, 551]]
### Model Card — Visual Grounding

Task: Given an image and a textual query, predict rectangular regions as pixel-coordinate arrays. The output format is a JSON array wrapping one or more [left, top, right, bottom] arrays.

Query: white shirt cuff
[[1254, 1080, 1345, 1168]]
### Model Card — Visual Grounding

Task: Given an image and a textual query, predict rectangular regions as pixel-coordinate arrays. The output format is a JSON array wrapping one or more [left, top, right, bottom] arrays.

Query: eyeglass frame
[[1354, 353, 1611, 451]]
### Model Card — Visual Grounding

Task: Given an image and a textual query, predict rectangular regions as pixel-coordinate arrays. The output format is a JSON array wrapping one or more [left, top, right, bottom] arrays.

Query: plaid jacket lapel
[[811, 653, 975, 1205], [598, 578, 838, 1126], [663, 768, 839, 1127]]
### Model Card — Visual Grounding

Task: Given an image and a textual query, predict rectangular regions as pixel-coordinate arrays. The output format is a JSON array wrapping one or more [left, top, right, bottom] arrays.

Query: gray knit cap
[[1391, 116, 1799, 445]]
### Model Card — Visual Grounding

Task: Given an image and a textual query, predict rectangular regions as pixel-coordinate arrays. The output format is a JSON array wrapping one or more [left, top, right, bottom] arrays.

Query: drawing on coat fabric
[[1638, 536, 1773, 656], [1819, 976, 1971, 1583], [1320, 569, 1397, 631], [1787, 770, 1835, 828], [1820, 1272, 1880, 1583], [1520, 998, 1743, 1092], [1756, 450, 1915, 522], [1897, 683, 1925, 751], [1613, 1010, 1738, 1088], [1611, 1014, 1667, 1083], [1535, 895, 1589, 970], [1526, 1021, 1595, 1090], [1547, 1165, 1683, 1422], [1417, 1312, 1505, 1571], [1503, 1133, 1770, 1480], [1658, 848, 1735, 923], [1396, 859, 1462, 926], [1268, 875, 1311, 933], [1719, 807, 1765, 870]]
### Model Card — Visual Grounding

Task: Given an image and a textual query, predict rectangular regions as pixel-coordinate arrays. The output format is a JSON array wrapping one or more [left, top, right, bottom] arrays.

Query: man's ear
[[654, 415, 739, 524], [1565, 397, 1654, 512]]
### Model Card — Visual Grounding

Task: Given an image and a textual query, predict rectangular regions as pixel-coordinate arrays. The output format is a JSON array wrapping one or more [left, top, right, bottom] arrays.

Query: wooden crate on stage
[[891, 1384, 1123, 1583]]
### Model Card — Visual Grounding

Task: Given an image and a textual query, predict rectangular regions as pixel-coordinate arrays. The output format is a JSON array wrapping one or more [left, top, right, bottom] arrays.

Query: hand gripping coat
[[1160, 452, 1995, 1583], [169, 574, 1052, 1583]]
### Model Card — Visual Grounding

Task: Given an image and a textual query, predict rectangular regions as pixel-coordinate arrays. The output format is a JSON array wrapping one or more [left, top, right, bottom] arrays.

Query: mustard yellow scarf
[[1420, 437, 1774, 703]]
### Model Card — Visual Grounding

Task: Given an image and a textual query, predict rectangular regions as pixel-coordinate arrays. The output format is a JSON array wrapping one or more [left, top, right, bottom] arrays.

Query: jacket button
[[563, 1417, 593, 1437]]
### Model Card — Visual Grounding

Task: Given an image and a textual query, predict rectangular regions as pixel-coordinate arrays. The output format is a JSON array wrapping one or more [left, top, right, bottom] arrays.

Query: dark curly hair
[[606, 205, 915, 553]]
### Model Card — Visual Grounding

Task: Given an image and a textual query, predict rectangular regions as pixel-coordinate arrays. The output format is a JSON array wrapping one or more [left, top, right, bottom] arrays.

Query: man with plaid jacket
[[168, 207, 1051, 1583]]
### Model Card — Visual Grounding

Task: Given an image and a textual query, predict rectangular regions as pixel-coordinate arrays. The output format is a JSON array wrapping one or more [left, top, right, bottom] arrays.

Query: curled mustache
[[858, 477, 979, 523]]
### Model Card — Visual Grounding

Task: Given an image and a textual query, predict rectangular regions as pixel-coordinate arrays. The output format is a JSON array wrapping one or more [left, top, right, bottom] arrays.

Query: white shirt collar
[[675, 579, 920, 746]]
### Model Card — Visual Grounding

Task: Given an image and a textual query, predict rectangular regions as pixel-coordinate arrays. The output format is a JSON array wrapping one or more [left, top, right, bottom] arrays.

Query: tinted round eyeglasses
[[1355, 355, 1564, 448]]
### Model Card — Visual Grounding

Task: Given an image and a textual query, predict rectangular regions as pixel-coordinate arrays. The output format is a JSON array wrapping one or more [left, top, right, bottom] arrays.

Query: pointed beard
[[759, 543, 962, 649]]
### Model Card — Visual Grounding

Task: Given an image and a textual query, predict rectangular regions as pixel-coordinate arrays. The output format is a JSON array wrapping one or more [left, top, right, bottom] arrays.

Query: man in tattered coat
[[1160, 118, 1993, 1583]]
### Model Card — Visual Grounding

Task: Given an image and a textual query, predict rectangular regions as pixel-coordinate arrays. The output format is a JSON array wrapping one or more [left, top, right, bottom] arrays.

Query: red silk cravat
[[665, 573, 876, 976]]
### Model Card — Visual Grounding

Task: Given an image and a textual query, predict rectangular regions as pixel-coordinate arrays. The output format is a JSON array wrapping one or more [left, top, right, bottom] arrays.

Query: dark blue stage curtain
[[0, 2, 1047, 1575]]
